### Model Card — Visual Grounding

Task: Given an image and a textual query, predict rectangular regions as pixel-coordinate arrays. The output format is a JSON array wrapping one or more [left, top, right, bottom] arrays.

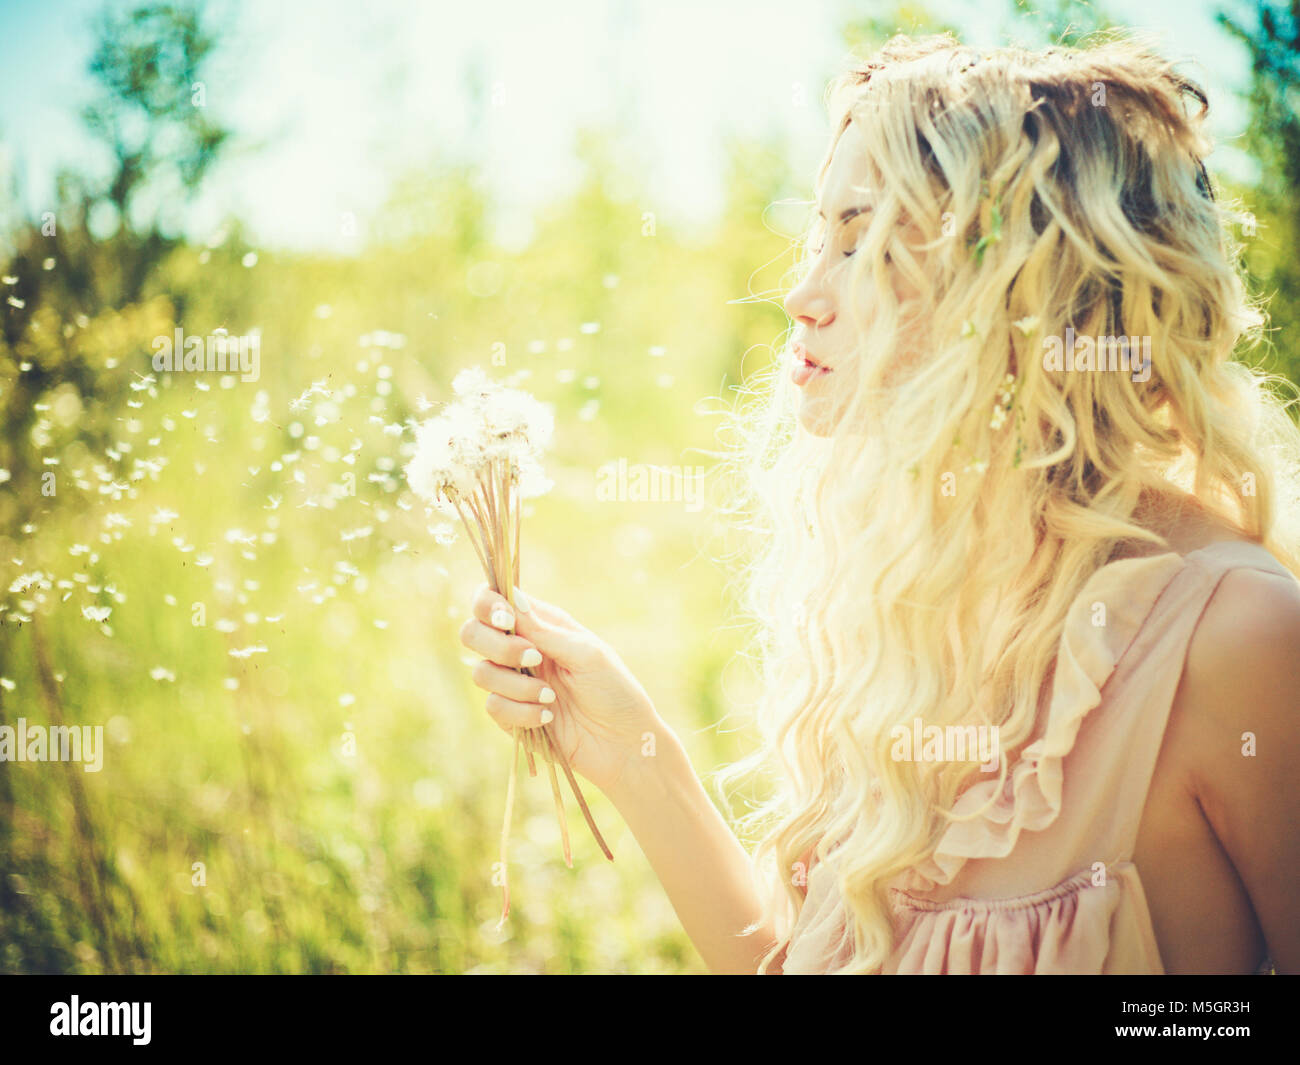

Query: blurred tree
[[2, 0, 232, 545], [0, 1, 232, 972], [80, 1, 230, 300], [841, 2, 959, 53], [1218, 0, 1300, 379], [1006, 0, 1116, 46]]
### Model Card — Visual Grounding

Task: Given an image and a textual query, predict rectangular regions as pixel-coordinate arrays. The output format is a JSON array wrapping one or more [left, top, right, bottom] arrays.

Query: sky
[[0, 0, 1264, 254]]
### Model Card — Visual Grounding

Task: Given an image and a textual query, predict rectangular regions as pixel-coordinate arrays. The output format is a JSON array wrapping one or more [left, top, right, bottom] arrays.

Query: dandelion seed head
[[451, 366, 501, 403]]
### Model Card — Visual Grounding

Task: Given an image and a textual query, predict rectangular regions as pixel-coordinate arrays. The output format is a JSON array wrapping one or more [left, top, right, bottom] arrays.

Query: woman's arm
[[604, 729, 780, 974], [458, 584, 783, 972], [1182, 567, 1300, 974]]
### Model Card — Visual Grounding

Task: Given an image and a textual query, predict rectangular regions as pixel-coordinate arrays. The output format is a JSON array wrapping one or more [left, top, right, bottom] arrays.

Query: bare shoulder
[[1183, 565, 1300, 704], [1173, 562, 1300, 973], [1177, 564, 1300, 752]]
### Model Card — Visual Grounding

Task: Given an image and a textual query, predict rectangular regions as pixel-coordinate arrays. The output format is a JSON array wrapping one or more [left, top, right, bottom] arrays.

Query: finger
[[484, 690, 556, 731], [472, 584, 516, 632], [473, 583, 568, 632], [471, 658, 556, 704], [458, 618, 543, 669], [471, 586, 593, 666]]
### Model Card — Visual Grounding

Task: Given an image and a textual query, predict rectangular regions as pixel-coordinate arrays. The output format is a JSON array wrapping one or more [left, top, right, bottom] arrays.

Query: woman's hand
[[458, 583, 665, 796]]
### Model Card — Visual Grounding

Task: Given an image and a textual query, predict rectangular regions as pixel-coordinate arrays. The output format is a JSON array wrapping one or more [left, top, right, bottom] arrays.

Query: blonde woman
[[457, 34, 1300, 974]]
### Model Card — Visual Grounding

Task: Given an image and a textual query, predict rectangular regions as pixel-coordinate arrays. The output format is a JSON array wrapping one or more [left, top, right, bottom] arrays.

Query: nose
[[783, 268, 834, 332]]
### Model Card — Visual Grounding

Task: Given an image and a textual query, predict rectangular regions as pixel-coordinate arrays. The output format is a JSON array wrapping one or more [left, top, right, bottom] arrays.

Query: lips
[[792, 342, 828, 370], [790, 342, 832, 387]]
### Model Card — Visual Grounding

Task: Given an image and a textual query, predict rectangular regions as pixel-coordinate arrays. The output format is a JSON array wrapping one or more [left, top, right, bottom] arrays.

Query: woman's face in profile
[[783, 119, 928, 437]]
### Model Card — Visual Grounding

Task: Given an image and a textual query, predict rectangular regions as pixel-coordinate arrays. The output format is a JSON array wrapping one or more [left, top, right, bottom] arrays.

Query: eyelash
[[810, 218, 864, 259], [810, 238, 857, 258]]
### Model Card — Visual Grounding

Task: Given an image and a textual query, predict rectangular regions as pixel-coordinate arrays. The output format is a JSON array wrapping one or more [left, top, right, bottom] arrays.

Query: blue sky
[[0, 0, 1263, 253]]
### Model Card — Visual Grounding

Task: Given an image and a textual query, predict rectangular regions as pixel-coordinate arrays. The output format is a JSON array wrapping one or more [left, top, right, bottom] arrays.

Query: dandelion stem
[[540, 725, 613, 861], [496, 459, 517, 605], [512, 472, 522, 590], [496, 727, 522, 930], [453, 499, 492, 580], [540, 738, 572, 867], [481, 464, 501, 558], [523, 728, 537, 776]]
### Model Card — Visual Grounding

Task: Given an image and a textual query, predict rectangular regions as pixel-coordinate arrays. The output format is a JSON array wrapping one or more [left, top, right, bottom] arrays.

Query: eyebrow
[[816, 204, 871, 223]]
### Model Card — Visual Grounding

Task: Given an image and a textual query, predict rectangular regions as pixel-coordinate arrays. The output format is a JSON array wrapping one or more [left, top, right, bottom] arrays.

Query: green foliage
[[1006, 0, 1118, 46], [0, 3, 791, 976], [1218, 1, 1300, 379], [82, 1, 229, 221], [842, 2, 960, 52], [5, 0, 1299, 975]]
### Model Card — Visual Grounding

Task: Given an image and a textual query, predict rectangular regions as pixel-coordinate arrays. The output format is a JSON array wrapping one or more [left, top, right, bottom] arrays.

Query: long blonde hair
[[715, 32, 1300, 974]]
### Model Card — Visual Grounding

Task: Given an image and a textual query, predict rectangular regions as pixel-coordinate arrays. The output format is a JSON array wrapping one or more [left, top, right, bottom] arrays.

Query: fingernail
[[521, 648, 542, 668], [491, 608, 513, 630], [538, 687, 556, 704], [513, 586, 531, 613], [539, 708, 554, 724]]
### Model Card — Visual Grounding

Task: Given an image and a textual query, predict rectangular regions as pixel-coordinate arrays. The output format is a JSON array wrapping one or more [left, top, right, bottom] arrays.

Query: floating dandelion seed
[[81, 605, 111, 622], [9, 571, 47, 594], [404, 366, 611, 928]]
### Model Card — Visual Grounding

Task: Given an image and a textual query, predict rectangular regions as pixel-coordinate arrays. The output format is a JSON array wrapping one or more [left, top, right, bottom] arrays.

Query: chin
[[797, 392, 840, 437]]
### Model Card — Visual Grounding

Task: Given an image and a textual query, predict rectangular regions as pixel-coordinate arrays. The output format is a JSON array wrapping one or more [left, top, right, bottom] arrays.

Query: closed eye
[[809, 208, 870, 258], [809, 242, 856, 258]]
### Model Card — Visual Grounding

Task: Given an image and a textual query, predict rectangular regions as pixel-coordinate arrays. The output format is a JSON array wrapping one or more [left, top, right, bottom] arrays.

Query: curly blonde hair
[[715, 32, 1300, 974]]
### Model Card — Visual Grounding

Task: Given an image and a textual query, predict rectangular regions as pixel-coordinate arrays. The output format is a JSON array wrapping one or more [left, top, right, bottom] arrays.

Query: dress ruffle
[[904, 552, 1186, 893], [885, 862, 1161, 974], [781, 551, 1190, 975]]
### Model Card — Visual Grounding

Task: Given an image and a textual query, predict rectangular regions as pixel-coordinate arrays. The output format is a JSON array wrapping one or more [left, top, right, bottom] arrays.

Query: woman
[[458, 33, 1300, 974]]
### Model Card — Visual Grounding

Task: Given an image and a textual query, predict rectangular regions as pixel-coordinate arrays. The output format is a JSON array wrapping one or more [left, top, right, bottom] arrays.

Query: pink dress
[[781, 539, 1294, 974]]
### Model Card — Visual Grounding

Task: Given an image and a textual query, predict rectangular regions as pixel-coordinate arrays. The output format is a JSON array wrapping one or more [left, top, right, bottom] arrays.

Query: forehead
[[821, 121, 873, 211]]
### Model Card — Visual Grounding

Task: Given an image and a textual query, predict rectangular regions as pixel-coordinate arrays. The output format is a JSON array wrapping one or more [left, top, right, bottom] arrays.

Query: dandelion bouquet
[[404, 367, 612, 927]]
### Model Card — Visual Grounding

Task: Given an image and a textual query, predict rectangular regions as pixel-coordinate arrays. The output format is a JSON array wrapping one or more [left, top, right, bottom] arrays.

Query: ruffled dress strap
[[905, 539, 1293, 898], [780, 539, 1296, 974]]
